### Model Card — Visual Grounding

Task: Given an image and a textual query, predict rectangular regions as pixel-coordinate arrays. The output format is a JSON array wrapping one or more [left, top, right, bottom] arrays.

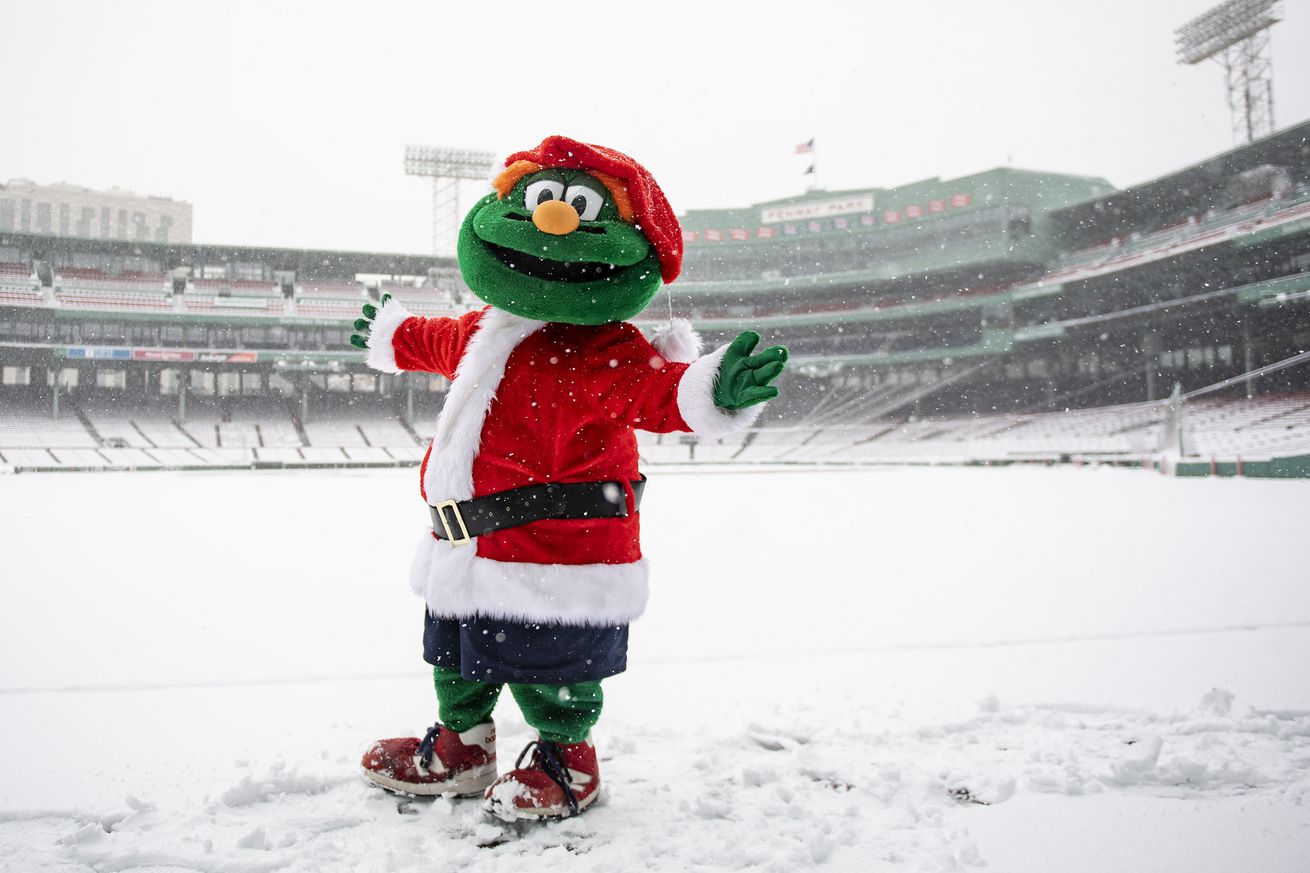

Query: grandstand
[[2, 121, 1309, 475]]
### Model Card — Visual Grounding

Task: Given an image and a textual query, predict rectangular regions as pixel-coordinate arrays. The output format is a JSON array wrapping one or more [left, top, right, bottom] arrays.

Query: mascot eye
[[524, 179, 565, 211], [564, 183, 605, 221]]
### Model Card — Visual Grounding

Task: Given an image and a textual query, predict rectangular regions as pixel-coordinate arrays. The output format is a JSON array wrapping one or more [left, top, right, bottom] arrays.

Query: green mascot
[[353, 135, 787, 820]]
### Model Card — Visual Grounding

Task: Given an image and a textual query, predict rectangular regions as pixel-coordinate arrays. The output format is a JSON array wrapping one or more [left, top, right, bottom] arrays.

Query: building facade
[[0, 179, 192, 245]]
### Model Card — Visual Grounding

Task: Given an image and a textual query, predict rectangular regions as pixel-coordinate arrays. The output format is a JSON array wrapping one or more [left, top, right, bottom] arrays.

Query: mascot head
[[456, 136, 682, 325]]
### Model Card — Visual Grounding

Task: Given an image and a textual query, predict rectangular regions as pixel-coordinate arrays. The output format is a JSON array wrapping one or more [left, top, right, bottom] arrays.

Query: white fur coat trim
[[363, 297, 415, 374], [411, 533, 651, 625], [651, 318, 702, 364], [409, 307, 651, 626], [676, 343, 766, 438]]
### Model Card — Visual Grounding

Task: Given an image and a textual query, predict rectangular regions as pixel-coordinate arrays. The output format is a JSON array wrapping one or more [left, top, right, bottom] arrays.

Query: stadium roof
[[0, 230, 452, 279], [678, 167, 1113, 237], [1049, 119, 1310, 247]]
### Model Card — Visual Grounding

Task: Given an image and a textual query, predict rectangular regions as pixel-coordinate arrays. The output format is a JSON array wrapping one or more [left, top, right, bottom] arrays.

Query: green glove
[[713, 331, 788, 410], [349, 293, 391, 350]]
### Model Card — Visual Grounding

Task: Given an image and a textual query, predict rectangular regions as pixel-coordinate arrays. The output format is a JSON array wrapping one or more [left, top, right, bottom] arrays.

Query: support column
[[51, 368, 60, 418], [178, 370, 188, 423], [1241, 321, 1256, 399], [300, 374, 310, 423], [1142, 332, 1161, 402], [405, 377, 415, 428]]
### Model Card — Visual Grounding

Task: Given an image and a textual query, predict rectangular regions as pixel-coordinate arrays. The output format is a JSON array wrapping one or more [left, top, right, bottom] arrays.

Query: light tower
[[1175, 0, 1282, 144], [404, 146, 496, 257]]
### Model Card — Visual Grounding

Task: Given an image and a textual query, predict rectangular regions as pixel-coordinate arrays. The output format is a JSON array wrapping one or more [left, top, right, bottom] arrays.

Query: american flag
[[729, 228, 749, 241], [795, 139, 814, 154], [704, 229, 723, 242], [757, 226, 777, 238]]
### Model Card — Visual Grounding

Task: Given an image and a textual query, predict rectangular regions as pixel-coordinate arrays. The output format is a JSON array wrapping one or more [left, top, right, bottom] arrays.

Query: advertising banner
[[64, 345, 258, 364]]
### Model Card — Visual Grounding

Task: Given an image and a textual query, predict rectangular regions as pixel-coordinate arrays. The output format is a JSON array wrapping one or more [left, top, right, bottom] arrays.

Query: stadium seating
[[0, 402, 99, 449], [0, 262, 41, 305], [180, 295, 286, 316], [56, 288, 173, 311], [53, 269, 173, 311], [80, 401, 157, 448], [1047, 187, 1310, 286], [294, 297, 364, 319], [225, 400, 303, 448], [302, 414, 368, 448], [4, 392, 1310, 471], [0, 282, 43, 306], [190, 278, 281, 297], [629, 393, 1310, 467]]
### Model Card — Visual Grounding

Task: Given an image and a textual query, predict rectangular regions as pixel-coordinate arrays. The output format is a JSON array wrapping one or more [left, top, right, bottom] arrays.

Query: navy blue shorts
[[422, 611, 629, 685]]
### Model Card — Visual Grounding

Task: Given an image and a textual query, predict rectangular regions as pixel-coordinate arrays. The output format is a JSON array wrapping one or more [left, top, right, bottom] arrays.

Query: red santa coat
[[364, 300, 762, 627]]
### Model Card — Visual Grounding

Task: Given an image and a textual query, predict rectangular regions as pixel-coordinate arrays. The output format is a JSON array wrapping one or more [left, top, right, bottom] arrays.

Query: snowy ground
[[1, 466, 1308, 872]]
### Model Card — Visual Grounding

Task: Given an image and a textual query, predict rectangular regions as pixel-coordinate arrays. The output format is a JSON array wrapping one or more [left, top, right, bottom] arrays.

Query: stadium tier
[[2, 121, 1309, 475]]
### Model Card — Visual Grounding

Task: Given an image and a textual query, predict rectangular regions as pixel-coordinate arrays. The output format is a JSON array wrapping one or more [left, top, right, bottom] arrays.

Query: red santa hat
[[500, 135, 683, 284]]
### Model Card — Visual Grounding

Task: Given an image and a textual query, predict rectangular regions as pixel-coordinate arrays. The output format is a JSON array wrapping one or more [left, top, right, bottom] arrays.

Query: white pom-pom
[[652, 318, 702, 363]]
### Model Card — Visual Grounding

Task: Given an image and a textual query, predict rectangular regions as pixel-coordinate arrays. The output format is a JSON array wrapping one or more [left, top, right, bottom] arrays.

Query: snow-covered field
[[1, 466, 1308, 872]]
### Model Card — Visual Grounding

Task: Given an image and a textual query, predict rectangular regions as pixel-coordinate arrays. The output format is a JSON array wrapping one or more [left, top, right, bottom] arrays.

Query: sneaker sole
[[360, 762, 498, 798], [483, 786, 600, 821]]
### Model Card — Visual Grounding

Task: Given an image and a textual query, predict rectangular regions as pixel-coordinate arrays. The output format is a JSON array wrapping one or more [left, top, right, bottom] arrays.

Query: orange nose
[[532, 200, 581, 235]]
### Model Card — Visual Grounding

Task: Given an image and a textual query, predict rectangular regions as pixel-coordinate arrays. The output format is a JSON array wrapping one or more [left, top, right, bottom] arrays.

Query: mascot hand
[[713, 331, 788, 410], [349, 293, 391, 350]]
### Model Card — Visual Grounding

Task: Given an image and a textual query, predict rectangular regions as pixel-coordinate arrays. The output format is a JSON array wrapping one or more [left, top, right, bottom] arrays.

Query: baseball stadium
[[2, 120, 1309, 476]]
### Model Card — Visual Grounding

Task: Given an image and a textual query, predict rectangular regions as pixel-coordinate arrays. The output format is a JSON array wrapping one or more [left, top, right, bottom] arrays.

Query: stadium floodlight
[[1175, 0, 1282, 143], [404, 145, 496, 257]]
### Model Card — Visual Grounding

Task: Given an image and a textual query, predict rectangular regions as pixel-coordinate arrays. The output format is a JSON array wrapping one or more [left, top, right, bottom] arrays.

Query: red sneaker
[[483, 738, 601, 820], [360, 722, 497, 797]]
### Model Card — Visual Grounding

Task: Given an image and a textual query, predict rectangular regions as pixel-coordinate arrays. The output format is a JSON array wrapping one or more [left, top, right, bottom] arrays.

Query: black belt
[[429, 477, 646, 545]]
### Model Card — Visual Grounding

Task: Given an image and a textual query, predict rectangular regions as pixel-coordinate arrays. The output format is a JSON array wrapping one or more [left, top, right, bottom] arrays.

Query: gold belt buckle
[[433, 499, 471, 546]]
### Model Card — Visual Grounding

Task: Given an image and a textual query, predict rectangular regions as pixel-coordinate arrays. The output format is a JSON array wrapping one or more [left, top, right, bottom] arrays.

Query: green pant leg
[[432, 665, 502, 733], [508, 681, 604, 745]]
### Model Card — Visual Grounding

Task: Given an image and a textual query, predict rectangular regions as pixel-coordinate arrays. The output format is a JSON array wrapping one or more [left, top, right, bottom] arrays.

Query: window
[[0, 199, 14, 231], [96, 369, 127, 389], [2, 366, 31, 386], [59, 203, 70, 236]]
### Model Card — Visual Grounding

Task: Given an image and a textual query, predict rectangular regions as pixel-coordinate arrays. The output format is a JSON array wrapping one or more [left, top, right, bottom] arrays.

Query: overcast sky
[[6, 0, 1309, 255]]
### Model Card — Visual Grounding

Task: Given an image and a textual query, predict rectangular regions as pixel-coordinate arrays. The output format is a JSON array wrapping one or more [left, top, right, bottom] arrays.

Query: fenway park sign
[[760, 194, 875, 224]]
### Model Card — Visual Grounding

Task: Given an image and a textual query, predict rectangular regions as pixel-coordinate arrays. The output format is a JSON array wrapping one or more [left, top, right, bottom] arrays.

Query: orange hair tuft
[[492, 160, 542, 198]]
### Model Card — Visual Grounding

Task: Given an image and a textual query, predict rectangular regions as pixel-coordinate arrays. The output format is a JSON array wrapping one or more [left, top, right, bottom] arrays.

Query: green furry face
[[456, 170, 664, 325]]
